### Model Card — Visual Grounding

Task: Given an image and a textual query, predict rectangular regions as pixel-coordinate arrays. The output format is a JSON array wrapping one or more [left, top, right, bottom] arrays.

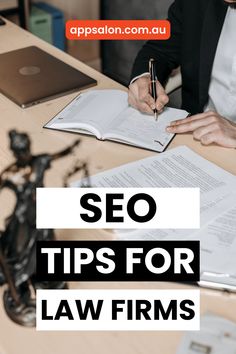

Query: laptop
[[0, 46, 97, 108]]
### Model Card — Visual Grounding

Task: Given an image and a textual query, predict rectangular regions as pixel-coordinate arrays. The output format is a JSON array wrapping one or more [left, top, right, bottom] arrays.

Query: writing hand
[[128, 76, 169, 114]]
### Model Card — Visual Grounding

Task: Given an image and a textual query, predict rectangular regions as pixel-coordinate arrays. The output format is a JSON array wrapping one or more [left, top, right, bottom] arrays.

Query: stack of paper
[[73, 145, 236, 291]]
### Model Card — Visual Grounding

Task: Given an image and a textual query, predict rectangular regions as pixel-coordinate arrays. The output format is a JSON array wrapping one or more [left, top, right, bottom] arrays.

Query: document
[[80, 145, 236, 231], [44, 89, 188, 152], [176, 314, 236, 354], [197, 199, 236, 290], [73, 145, 236, 290], [198, 202, 236, 253]]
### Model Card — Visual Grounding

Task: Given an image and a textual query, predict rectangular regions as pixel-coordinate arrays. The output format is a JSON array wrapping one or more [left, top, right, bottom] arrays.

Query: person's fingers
[[200, 128, 236, 148], [128, 91, 152, 113], [138, 82, 156, 111], [158, 108, 164, 114], [129, 81, 140, 100], [137, 78, 157, 112], [142, 94, 156, 110], [164, 108, 236, 147], [128, 91, 137, 108], [129, 88, 154, 114], [166, 116, 219, 134], [169, 111, 217, 126], [200, 132, 217, 146], [129, 77, 169, 114], [138, 78, 150, 99], [156, 81, 167, 96], [137, 100, 154, 114], [192, 123, 220, 140], [156, 95, 169, 111], [128, 90, 136, 101], [155, 81, 169, 111], [200, 131, 236, 147]]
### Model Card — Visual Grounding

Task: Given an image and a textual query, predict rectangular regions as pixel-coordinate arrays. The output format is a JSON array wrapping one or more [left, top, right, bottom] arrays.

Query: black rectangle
[[36, 240, 200, 282]]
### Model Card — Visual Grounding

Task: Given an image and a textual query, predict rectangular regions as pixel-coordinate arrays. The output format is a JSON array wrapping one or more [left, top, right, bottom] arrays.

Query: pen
[[149, 58, 158, 121]]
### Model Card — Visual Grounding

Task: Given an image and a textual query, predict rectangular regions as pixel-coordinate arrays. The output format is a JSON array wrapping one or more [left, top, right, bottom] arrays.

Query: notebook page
[[105, 106, 188, 151], [45, 90, 128, 137]]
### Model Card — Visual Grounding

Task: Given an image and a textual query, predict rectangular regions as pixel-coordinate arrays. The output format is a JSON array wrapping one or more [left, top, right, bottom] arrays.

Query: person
[[129, 0, 236, 148]]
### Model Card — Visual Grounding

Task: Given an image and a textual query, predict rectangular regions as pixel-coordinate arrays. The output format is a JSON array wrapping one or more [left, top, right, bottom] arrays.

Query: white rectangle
[[36, 289, 200, 331], [36, 188, 200, 229]]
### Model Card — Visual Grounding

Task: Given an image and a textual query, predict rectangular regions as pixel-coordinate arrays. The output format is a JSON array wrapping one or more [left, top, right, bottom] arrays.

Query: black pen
[[149, 58, 158, 121]]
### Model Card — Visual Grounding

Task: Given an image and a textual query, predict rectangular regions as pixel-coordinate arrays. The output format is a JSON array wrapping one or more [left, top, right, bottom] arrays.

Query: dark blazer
[[131, 0, 228, 114]]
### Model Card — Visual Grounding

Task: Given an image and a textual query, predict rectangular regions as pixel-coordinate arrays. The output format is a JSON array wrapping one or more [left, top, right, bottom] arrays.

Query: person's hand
[[128, 76, 169, 114], [166, 111, 236, 148]]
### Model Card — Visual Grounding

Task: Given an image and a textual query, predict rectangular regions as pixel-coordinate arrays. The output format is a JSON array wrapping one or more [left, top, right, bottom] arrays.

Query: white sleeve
[[130, 72, 150, 85]]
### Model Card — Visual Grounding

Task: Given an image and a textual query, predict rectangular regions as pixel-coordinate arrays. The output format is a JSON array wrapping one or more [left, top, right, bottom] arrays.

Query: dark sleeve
[[130, 0, 183, 85]]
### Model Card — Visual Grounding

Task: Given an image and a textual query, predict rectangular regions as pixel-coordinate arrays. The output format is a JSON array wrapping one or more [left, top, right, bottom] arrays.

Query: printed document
[[73, 145, 236, 290]]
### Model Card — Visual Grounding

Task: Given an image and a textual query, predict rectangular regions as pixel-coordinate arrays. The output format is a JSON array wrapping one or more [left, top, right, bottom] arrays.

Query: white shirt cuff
[[130, 72, 150, 85]]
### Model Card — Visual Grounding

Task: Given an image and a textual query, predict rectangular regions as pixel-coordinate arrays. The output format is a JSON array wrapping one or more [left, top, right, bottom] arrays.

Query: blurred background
[[0, 0, 180, 105]]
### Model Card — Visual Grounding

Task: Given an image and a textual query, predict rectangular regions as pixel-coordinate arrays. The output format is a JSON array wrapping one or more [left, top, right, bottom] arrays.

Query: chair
[[100, 0, 174, 86], [0, 0, 30, 29]]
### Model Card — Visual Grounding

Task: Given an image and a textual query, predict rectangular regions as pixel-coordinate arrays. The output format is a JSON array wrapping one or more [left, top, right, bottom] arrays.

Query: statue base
[[3, 289, 36, 327]]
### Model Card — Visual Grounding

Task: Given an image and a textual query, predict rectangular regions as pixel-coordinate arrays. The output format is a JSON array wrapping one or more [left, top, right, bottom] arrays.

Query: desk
[[0, 19, 236, 354]]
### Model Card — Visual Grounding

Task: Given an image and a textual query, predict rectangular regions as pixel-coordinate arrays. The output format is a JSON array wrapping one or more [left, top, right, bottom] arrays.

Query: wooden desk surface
[[0, 19, 236, 354]]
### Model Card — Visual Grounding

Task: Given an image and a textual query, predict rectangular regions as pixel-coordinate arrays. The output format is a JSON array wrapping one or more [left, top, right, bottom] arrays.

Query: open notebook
[[44, 89, 188, 153]]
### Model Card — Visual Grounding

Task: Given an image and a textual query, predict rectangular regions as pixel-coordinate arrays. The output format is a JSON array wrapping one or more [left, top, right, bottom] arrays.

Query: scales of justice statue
[[0, 130, 89, 327]]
